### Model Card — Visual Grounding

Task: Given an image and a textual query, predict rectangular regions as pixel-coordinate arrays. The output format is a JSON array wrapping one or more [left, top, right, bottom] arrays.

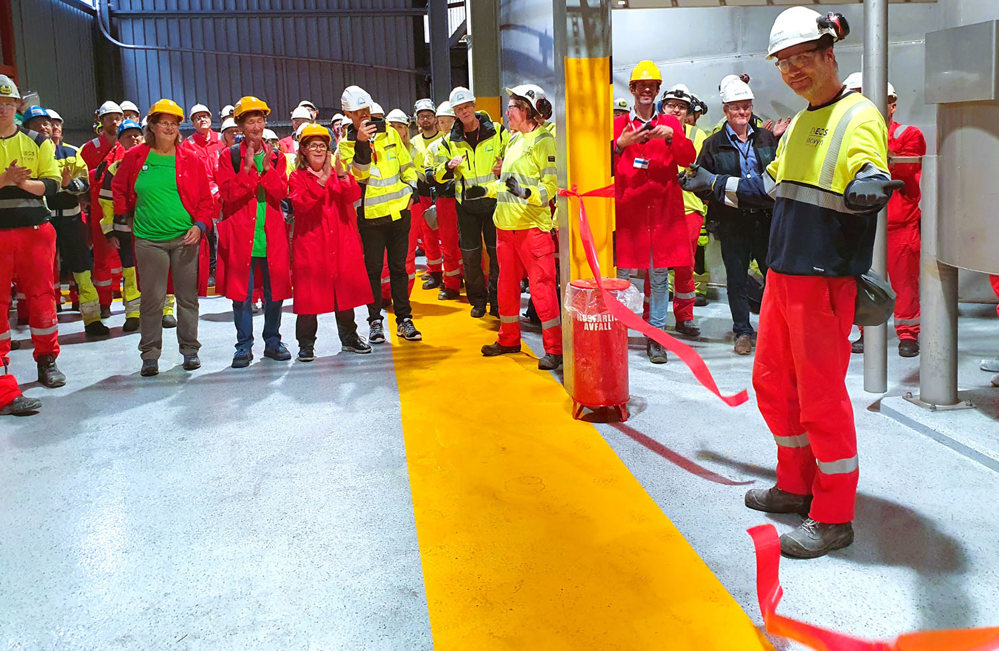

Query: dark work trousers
[[109, 231, 136, 267], [719, 211, 771, 336], [295, 312, 358, 349], [51, 213, 93, 275], [359, 211, 412, 324], [456, 198, 498, 310]]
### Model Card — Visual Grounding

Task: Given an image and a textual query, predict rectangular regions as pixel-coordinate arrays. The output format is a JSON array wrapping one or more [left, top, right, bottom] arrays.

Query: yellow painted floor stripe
[[393, 287, 771, 650]]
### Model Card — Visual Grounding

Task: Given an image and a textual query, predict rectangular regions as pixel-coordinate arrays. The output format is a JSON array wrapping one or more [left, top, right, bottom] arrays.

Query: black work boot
[[745, 486, 812, 516], [36, 355, 67, 388], [85, 321, 111, 339], [898, 338, 919, 357], [647, 337, 668, 364], [422, 272, 443, 290], [780, 518, 854, 559], [481, 341, 521, 357], [0, 395, 42, 416]]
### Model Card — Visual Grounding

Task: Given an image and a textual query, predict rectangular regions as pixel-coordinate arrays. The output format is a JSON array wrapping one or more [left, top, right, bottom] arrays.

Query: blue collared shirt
[[724, 122, 759, 179]]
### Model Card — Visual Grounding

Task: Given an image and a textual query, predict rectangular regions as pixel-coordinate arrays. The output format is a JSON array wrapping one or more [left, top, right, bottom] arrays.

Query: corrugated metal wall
[[11, 0, 100, 144], [110, 0, 425, 130]]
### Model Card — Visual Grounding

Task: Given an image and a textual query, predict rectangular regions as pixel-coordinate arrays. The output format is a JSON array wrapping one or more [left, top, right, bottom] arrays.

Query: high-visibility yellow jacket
[[50, 143, 90, 218], [0, 127, 61, 230], [433, 112, 509, 208], [411, 130, 444, 197], [98, 159, 123, 234], [485, 127, 557, 232], [338, 125, 417, 222], [682, 123, 707, 217]]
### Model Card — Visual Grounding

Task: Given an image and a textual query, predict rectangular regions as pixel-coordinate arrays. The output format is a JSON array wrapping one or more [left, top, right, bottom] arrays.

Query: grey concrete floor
[[1, 297, 432, 649], [522, 293, 999, 648], [3, 285, 998, 649]]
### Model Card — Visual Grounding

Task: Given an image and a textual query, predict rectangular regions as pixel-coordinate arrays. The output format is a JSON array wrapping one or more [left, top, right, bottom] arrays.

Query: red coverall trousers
[[672, 211, 704, 323], [436, 197, 463, 292], [2, 223, 60, 408], [753, 272, 859, 524], [496, 227, 562, 355], [887, 221, 920, 341]]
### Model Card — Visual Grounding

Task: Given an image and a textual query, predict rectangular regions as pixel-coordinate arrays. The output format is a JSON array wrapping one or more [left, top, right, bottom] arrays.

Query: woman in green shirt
[[111, 99, 214, 376]]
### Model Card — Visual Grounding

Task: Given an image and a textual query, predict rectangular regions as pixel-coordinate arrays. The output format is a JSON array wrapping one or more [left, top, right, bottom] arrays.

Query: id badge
[[633, 157, 649, 170]]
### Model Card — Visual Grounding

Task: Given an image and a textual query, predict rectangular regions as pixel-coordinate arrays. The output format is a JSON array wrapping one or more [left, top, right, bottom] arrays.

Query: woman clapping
[[288, 124, 373, 361]]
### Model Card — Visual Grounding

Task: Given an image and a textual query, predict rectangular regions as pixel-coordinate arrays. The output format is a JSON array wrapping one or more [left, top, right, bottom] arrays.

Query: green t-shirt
[[133, 151, 193, 242], [251, 150, 267, 257]]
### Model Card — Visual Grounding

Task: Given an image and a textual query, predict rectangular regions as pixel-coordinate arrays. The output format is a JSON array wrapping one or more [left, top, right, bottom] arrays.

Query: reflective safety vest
[[681, 123, 707, 217], [764, 90, 889, 276], [485, 127, 557, 232], [98, 159, 125, 234], [433, 112, 509, 208], [411, 130, 444, 196], [0, 127, 61, 230], [51, 143, 90, 217], [338, 125, 418, 222]]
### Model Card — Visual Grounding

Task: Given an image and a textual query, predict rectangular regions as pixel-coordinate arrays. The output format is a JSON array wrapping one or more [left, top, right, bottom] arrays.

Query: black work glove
[[678, 164, 718, 194], [465, 185, 487, 200], [505, 176, 531, 199], [844, 176, 905, 211]]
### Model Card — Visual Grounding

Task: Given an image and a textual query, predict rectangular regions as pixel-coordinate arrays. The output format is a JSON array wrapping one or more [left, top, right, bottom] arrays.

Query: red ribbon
[[748, 524, 999, 650], [558, 184, 748, 407]]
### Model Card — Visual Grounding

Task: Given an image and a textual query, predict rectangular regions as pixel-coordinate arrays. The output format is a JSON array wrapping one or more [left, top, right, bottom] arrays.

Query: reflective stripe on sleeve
[[427, 257, 443, 265], [818, 102, 869, 188], [30, 325, 59, 336], [444, 269, 462, 276], [352, 162, 370, 174], [541, 316, 561, 329], [816, 456, 859, 475], [774, 433, 810, 448], [499, 315, 519, 324], [55, 205, 82, 217], [0, 330, 10, 341], [724, 176, 739, 209], [675, 291, 697, 300]]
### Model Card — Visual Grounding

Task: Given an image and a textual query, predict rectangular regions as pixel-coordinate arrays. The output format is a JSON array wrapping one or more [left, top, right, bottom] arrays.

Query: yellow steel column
[[554, 0, 615, 395]]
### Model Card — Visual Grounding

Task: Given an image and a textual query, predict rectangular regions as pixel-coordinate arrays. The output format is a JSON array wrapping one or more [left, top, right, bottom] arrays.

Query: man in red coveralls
[[613, 60, 696, 364], [849, 82, 926, 357]]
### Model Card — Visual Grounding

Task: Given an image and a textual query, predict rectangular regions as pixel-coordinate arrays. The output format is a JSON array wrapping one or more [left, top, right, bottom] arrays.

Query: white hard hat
[[98, 101, 123, 117], [297, 99, 316, 111], [505, 84, 552, 121], [435, 101, 454, 118], [221, 117, 238, 132], [189, 103, 211, 118], [47, 108, 63, 122], [843, 72, 863, 91], [221, 104, 235, 118], [262, 129, 278, 141], [413, 98, 435, 115], [370, 102, 384, 117], [612, 96, 630, 111], [341, 85, 372, 112], [0, 74, 18, 100], [720, 79, 754, 104], [295, 122, 308, 137], [330, 112, 344, 125], [386, 109, 409, 124], [767, 6, 840, 59], [661, 83, 693, 104], [887, 82, 897, 99], [290, 105, 312, 121], [119, 100, 140, 114], [719, 75, 743, 92], [448, 86, 475, 108]]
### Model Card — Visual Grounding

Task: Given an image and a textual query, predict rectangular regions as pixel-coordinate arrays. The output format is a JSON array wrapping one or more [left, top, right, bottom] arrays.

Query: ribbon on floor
[[748, 524, 999, 651], [558, 184, 748, 407]]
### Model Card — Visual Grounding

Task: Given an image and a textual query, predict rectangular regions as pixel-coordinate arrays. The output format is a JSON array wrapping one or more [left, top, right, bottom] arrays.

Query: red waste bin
[[565, 278, 632, 422]]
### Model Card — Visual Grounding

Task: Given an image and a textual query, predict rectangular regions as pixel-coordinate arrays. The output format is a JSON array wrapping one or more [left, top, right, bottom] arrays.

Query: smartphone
[[369, 117, 387, 133], [235, 133, 244, 143]]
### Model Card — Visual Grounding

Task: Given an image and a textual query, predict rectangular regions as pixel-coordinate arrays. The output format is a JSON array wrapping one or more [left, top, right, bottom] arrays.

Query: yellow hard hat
[[299, 123, 331, 145], [630, 60, 662, 85], [147, 98, 184, 121], [233, 96, 271, 120]]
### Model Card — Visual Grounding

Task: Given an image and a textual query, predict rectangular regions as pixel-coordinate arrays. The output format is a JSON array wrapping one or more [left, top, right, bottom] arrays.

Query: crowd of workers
[[4, 5, 993, 559]]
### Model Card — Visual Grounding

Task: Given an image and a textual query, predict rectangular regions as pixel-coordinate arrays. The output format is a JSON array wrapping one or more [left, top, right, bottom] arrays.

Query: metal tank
[[927, 4, 999, 275]]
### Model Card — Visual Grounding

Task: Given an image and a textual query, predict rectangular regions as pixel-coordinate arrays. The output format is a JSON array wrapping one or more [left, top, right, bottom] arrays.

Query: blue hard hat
[[22, 105, 50, 122], [118, 119, 142, 136]]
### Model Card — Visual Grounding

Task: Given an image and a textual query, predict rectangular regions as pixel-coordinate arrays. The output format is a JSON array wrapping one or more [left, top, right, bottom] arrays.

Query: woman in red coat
[[215, 96, 292, 368], [288, 124, 373, 361]]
